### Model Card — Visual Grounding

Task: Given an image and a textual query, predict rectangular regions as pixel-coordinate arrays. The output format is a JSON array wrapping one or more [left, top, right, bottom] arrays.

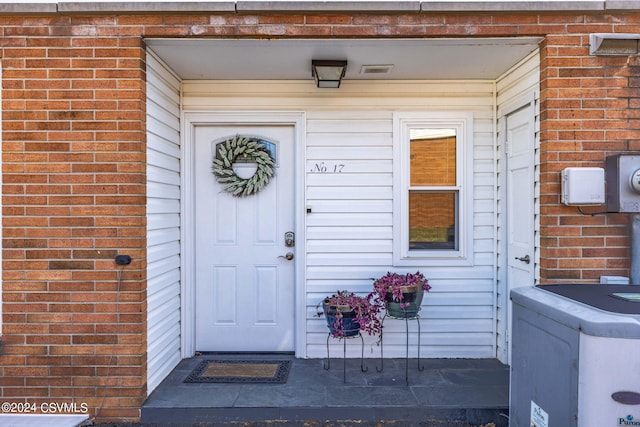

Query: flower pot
[[322, 300, 361, 337], [384, 286, 424, 319]]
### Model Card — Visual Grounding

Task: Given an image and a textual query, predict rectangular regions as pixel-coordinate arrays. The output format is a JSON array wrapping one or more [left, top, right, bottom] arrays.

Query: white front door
[[194, 124, 296, 352], [506, 103, 536, 362]]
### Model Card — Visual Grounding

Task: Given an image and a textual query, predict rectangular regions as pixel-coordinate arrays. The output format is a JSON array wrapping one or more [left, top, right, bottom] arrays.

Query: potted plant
[[316, 290, 383, 338], [373, 271, 431, 318]]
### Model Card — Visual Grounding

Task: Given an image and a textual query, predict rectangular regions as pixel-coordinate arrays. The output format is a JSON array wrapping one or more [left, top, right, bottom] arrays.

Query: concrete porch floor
[[141, 353, 510, 426]]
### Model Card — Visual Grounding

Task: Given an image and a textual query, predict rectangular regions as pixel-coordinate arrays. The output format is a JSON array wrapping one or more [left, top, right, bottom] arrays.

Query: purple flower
[[372, 271, 431, 303], [316, 290, 384, 338]]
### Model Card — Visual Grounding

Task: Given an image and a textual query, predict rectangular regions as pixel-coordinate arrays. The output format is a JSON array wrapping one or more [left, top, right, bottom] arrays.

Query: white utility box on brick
[[561, 167, 605, 206]]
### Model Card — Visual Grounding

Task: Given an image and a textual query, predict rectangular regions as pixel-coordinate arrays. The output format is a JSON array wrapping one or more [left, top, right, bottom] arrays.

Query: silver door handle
[[279, 252, 294, 261], [515, 254, 531, 264]]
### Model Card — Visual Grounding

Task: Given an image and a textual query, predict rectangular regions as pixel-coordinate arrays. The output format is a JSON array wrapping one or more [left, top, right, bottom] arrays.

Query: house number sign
[[310, 162, 345, 173]]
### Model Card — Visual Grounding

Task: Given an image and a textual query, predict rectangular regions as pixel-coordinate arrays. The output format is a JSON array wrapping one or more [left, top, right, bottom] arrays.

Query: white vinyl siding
[[146, 51, 182, 393], [495, 51, 541, 363], [183, 80, 497, 359]]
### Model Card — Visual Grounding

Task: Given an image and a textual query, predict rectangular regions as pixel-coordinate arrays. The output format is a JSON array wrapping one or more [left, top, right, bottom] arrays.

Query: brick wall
[[1, 16, 147, 422], [540, 26, 640, 281], [0, 8, 638, 423]]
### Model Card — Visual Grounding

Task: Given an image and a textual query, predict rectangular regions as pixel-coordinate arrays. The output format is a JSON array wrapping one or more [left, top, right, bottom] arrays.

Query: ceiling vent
[[360, 64, 394, 75]]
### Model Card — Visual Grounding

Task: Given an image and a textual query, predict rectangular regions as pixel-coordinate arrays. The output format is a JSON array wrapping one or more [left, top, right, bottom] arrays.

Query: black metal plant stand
[[323, 331, 368, 383], [376, 311, 425, 384]]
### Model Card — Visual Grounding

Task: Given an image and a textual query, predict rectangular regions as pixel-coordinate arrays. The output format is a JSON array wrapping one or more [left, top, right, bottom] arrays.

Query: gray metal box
[[510, 285, 640, 427], [510, 289, 579, 427], [606, 154, 640, 213]]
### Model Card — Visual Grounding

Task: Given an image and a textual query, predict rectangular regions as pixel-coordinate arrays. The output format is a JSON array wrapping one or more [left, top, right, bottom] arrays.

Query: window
[[393, 113, 473, 266]]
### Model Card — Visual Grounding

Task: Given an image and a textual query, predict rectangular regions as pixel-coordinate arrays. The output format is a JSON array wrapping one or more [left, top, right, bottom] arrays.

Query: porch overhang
[[145, 37, 542, 81]]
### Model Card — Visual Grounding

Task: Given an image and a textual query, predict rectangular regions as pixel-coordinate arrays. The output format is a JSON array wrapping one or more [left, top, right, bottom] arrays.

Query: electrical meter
[[631, 169, 640, 194], [606, 154, 640, 213]]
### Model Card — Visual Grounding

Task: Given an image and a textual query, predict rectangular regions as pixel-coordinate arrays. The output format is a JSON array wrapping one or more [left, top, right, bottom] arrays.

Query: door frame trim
[[181, 111, 307, 358]]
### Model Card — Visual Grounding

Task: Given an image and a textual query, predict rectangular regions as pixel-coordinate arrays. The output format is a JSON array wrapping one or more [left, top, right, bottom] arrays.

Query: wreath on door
[[212, 135, 275, 197]]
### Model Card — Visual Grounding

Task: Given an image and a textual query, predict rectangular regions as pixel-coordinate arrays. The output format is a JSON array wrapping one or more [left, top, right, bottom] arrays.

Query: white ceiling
[[146, 37, 542, 81]]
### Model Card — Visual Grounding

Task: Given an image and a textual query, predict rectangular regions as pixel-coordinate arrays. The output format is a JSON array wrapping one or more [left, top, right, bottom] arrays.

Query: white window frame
[[393, 112, 474, 267]]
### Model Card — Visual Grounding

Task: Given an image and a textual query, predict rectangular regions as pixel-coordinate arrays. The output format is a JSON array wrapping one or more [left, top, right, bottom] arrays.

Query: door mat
[[184, 359, 291, 384]]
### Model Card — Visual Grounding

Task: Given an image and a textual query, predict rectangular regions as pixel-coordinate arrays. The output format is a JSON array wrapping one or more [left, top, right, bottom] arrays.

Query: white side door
[[506, 104, 535, 362], [194, 124, 295, 352]]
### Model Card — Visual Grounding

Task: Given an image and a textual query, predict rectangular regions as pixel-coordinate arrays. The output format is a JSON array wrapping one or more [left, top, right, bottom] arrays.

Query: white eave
[[145, 37, 543, 81]]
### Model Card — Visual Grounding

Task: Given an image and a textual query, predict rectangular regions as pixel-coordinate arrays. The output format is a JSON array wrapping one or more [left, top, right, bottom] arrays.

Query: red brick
[[306, 15, 351, 25]]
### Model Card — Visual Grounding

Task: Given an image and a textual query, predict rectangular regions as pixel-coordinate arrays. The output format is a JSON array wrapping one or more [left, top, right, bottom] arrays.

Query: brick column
[[0, 20, 147, 422], [538, 28, 640, 282]]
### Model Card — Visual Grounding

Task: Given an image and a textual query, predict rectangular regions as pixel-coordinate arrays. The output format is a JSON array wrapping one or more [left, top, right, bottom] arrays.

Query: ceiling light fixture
[[312, 60, 347, 88]]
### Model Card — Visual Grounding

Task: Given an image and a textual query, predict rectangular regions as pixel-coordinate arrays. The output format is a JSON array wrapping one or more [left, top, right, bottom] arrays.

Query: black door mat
[[183, 359, 291, 384]]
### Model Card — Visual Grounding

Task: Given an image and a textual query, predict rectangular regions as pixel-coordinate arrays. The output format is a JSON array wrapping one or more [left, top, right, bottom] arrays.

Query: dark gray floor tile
[[146, 383, 242, 407], [234, 384, 327, 407], [327, 385, 417, 407], [312, 359, 370, 385], [412, 384, 509, 408], [441, 367, 510, 386]]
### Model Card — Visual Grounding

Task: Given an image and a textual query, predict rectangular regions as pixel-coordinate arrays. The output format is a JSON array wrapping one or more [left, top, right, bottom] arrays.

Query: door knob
[[515, 254, 531, 264], [279, 252, 294, 261]]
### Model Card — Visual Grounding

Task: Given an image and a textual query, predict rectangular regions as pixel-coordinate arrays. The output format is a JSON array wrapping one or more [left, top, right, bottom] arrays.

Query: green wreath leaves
[[212, 135, 275, 197]]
